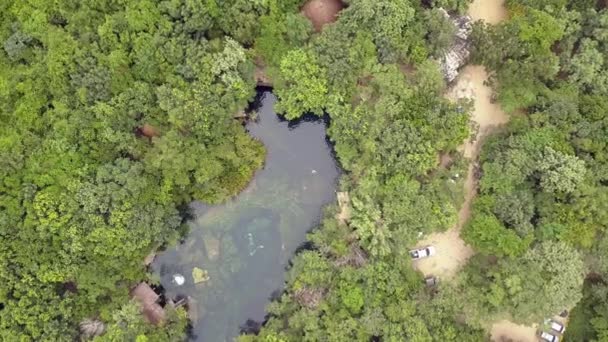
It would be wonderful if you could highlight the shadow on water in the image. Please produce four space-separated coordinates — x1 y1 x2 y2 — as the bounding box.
152 90 340 342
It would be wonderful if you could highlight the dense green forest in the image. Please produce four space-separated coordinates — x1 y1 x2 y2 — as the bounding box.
462 0 608 339
2 0 608 341
0 0 268 340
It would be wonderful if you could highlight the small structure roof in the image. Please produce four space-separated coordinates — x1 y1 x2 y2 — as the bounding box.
131 283 165 325
131 283 159 306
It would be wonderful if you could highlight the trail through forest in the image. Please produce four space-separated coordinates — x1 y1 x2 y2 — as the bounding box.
428 1 538 341
414 0 509 277
413 7 535 341
413 67 508 279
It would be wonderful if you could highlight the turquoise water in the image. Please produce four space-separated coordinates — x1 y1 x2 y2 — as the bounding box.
153 91 339 341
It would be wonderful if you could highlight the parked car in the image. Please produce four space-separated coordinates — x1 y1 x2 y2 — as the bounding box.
424 276 438 287
545 319 565 334
540 331 559 342
409 246 436 260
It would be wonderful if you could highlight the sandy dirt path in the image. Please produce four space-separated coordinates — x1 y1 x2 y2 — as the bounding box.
414 0 511 290
413 65 509 279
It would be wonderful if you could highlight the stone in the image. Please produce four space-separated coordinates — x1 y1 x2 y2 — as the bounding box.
438 9 473 83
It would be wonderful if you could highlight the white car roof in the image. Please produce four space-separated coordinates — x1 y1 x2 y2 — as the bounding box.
541 332 558 342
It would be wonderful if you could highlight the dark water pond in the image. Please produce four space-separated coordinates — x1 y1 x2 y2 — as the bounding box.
152 91 340 341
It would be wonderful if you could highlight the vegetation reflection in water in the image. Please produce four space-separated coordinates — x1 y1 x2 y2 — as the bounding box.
153 91 340 341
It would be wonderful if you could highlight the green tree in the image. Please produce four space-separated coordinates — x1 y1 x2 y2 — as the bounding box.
274 49 328 119
463 213 531 257
536 146 586 194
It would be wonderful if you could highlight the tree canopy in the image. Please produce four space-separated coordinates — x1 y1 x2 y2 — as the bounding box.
3 0 608 340
461 0 608 330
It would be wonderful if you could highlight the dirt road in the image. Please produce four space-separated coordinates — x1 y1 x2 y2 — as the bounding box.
414 64 509 279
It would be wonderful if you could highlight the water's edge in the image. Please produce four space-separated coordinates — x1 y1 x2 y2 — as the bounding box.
152 91 340 341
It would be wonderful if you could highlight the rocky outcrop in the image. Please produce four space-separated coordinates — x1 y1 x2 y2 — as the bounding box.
439 9 473 83
79 319 105 339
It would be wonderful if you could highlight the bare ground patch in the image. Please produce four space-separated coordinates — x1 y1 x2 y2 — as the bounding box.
490 321 537 342
301 0 345 32
468 0 508 24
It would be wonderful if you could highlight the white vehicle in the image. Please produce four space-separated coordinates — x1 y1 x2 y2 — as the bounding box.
545 319 565 334
540 331 559 342
409 246 436 260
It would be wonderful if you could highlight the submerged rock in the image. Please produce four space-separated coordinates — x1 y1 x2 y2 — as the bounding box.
439 9 473 83
192 267 210 284
204 237 221 261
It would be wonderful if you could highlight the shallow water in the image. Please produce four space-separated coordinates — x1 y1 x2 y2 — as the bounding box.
152 91 340 341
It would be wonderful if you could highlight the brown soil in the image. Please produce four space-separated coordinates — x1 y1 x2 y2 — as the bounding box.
438 153 454 169
301 0 345 32
255 66 272 87
490 321 537 342
140 124 160 138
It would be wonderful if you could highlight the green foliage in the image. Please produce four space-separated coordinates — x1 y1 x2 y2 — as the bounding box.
461 241 585 325
423 8 457 57
94 302 188 342
340 0 418 63
537 146 586 193
0 0 265 339
274 49 328 119
565 281 608 342
432 0 473 14
463 0 608 332
255 4 312 68
463 213 531 257
6 0 608 340
471 5 566 112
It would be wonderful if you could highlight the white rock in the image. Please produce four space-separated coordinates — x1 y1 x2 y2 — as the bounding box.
438 8 473 83
173 274 185 286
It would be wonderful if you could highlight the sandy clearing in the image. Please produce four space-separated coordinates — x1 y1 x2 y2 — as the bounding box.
491 313 571 342
413 224 474 279
469 0 508 24
490 320 538 342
